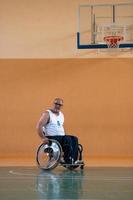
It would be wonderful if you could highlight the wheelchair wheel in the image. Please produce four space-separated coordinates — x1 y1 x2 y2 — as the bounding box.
36 139 62 170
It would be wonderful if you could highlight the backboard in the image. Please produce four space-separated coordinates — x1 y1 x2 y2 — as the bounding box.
77 3 133 49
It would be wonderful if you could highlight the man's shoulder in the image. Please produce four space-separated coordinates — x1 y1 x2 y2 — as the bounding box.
41 110 50 117
59 111 64 117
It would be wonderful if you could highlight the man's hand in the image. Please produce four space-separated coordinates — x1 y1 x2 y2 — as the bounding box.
43 137 49 144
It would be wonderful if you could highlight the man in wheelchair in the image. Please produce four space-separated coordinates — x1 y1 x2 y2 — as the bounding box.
36 98 83 167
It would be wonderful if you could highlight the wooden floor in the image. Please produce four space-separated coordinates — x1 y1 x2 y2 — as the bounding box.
0 157 133 167
0 166 133 200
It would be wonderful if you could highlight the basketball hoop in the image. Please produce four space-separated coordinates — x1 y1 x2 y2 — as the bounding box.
104 35 124 48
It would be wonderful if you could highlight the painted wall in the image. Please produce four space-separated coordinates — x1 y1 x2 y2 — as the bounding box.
0 59 133 159
0 0 133 58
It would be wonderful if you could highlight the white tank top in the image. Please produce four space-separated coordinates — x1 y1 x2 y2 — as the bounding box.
44 109 65 136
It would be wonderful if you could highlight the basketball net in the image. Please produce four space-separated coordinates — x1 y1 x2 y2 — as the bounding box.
104 35 124 48
97 23 127 52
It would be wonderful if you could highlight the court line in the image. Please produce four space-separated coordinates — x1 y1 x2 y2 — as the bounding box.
7 170 133 181
9 170 37 176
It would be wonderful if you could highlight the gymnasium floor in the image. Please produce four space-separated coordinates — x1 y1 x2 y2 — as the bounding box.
0 166 133 200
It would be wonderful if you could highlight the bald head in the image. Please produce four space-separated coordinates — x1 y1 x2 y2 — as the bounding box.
53 98 63 105
52 98 64 113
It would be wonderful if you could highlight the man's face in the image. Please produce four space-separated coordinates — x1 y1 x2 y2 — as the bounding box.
53 100 63 113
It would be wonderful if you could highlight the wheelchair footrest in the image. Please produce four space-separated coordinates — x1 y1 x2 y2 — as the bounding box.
59 160 84 167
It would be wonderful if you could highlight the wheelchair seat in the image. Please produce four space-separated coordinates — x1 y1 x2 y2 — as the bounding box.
36 139 85 170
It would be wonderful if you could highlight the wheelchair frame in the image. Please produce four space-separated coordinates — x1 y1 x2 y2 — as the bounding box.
36 139 85 170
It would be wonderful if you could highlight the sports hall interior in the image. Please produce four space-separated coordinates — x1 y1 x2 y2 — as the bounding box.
0 0 133 167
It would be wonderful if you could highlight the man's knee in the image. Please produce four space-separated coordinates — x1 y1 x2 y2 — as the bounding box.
71 135 78 141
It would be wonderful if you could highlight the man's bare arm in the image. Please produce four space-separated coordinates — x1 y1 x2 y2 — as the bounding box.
36 111 50 140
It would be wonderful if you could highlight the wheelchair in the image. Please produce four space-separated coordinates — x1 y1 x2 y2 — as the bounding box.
36 139 85 170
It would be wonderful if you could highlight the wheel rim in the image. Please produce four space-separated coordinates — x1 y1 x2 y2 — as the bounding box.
36 140 62 170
